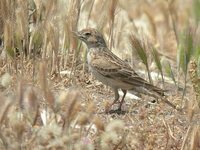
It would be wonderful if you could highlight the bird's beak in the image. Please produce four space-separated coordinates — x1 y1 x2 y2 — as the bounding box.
72 31 86 42
72 31 81 38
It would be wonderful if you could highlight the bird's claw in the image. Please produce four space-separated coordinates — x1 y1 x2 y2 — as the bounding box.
106 108 126 115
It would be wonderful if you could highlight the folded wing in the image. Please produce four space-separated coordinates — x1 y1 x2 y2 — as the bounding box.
91 50 164 96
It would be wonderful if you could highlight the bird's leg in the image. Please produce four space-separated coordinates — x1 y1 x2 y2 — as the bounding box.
118 90 127 111
110 89 119 106
106 89 120 113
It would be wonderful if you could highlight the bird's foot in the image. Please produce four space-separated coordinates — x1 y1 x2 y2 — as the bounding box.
105 100 119 112
106 108 126 115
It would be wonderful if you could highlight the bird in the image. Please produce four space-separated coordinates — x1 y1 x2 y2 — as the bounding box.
75 28 173 113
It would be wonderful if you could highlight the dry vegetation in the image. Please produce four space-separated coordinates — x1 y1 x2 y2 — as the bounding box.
0 0 200 149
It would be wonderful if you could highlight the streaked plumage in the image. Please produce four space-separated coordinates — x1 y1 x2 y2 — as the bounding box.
75 28 165 111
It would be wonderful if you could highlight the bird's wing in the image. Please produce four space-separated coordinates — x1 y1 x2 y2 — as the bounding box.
90 50 147 86
115 68 164 95
90 49 164 95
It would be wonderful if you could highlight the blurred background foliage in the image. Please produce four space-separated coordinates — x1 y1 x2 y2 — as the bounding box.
0 0 200 149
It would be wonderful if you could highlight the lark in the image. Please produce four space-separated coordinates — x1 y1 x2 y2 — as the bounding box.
75 28 174 112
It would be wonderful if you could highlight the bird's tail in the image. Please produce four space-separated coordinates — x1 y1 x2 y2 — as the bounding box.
130 83 165 98
147 84 165 96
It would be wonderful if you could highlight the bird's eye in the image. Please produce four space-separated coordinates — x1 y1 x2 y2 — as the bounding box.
84 32 91 36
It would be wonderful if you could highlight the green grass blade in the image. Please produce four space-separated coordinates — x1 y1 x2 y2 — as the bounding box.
165 61 177 86
129 34 152 83
152 47 164 83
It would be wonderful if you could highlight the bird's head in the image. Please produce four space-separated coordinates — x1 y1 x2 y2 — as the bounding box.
74 28 107 49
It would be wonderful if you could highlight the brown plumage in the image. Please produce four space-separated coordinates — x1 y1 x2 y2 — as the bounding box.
75 28 165 111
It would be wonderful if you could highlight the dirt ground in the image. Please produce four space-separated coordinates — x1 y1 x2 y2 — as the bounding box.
0 0 200 149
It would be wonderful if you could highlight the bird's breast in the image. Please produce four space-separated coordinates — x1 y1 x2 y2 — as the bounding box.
87 49 97 64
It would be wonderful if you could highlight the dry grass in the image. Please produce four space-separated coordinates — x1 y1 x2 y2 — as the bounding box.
0 0 200 149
